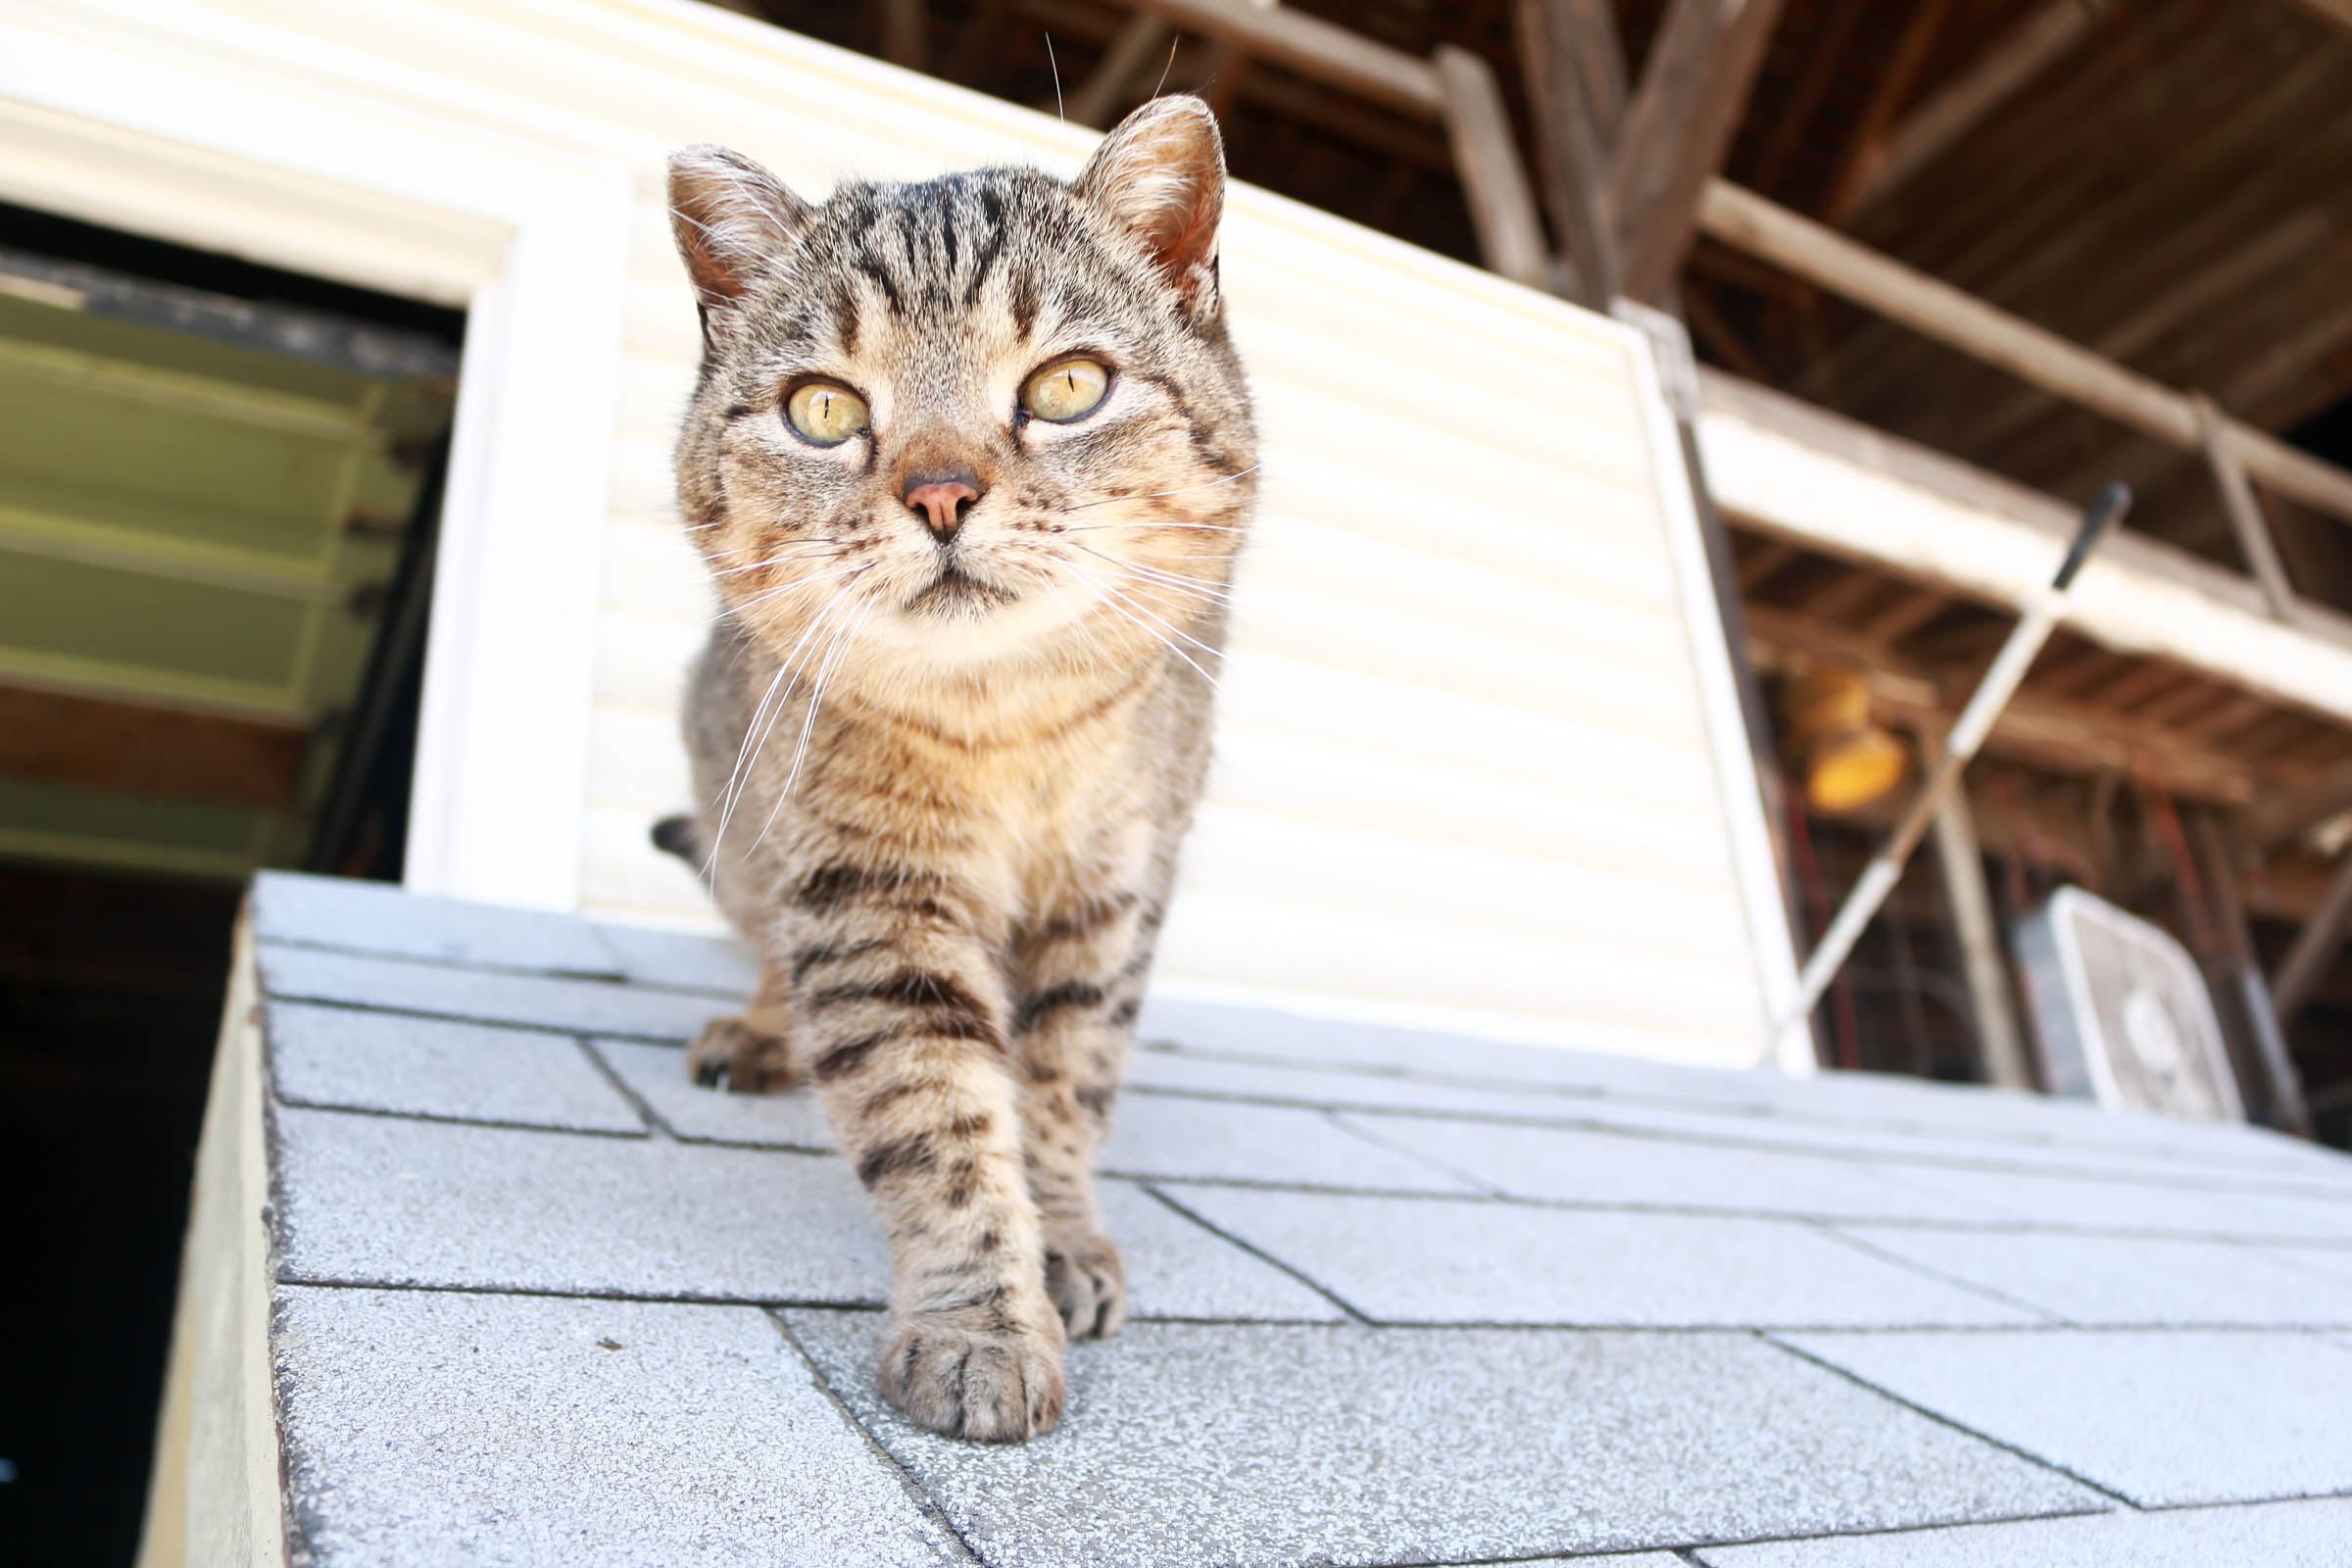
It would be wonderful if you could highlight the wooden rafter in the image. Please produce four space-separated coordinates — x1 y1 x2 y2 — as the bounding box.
1608 0 1788 303
880 0 927 71
1821 0 1955 224
0 685 307 809
1515 0 1625 306
2273 850 2352 1024
1126 0 1443 117
1694 178 2352 527
1841 0 2112 219
1434 45 1550 289
2287 0 2352 34
2247 757 2352 846
1749 0 1874 201
1068 14 1169 126
1741 604 2262 805
1861 587 1949 646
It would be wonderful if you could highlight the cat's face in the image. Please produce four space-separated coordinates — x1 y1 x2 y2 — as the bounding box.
670 99 1255 678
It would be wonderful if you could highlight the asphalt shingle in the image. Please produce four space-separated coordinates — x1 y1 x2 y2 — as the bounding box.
1693 1496 2352 1567
1157 1186 2043 1326
268 1002 644 1134
254 870 623 978
1095 1181 1348 1323
1828 1226 2352 1326
236 876 2352 1568
274 1286 965 1568
589 1037 836 1149
590 921 760 996
1776 1328 2352 1507
258 942 722 1041
1099 1094 1481 1194
1136 997 1774 1106
1820 1158 2352 1242
787 1312 2101 1568
271 1104 890 1302
1337 1112 2020 1224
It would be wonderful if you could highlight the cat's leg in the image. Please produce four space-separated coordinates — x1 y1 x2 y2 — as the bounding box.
1009 892 1158 1340
790 863 1065 1441
685 957 801 1092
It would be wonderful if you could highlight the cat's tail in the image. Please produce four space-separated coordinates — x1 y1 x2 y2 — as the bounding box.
650 812 706 880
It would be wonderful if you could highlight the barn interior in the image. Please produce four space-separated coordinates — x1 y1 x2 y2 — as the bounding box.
709 0 2352 1140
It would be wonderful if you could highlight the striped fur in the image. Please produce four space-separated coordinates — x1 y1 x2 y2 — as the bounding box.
662 98 1253 1441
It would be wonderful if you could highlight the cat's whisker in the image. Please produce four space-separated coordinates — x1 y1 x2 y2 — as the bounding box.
710 544 851 579
703 538 840 561
1071 545 1234 604
753 596 873 848
1061 561 1221 689
1057 464 1261 516
707 579 863 865
713 562 872 623
1060 520 1243 535
706 657 795 871
1045 33 1064 122
1071 552 1236 632
1035 572 1122 670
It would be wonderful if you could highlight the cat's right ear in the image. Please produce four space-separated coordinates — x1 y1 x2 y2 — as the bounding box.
667 145 811 325
1074 96 1226 318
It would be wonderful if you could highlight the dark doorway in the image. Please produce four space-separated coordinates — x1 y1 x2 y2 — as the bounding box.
0 205 461 1565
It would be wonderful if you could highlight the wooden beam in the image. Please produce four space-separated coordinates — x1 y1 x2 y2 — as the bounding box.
1742 605 2261 804
1434 45 1551 290
2191 390 2298 621
1682 282 1768 377
2272 848 2352 1024
1821 0 1953 224
1068 14 1169 126
1795 564 1884 621
1842 1 2110 218
1736 537 1800 592
1129 0 1445 118
2287 0 2352 35
1608 0 1788 303
0 685 307 809
1918 730 2034 1089
1862 587 1949 645
1693 179 2352 528
1515 0 1625 306
1749 0 1873 200
2085 660 2184 712
2247 757 2352 847
880 0 928 72
1199 40 1248 119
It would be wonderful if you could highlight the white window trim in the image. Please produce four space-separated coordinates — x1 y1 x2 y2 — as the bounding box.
0 7 636 910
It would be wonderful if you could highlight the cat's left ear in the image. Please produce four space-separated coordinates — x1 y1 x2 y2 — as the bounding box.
1073 96 1226 317
667 144 812 323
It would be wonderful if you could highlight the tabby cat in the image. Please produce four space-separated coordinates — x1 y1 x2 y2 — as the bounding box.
656 97 1254 1442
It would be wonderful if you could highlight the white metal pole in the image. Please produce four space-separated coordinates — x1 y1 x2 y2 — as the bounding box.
1766 482 2131 1062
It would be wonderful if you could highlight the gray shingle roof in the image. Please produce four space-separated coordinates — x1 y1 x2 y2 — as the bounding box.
245 872 2352 1566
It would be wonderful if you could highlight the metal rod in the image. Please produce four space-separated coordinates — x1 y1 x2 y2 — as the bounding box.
1767 482 2131 1061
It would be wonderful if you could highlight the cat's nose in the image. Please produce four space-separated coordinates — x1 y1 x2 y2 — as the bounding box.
903 471 983 543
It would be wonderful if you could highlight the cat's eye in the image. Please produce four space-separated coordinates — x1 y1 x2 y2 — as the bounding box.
1021 359 1109 423
785 381 869 446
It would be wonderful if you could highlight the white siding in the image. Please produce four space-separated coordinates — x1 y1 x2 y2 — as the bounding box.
19 0 1791 1065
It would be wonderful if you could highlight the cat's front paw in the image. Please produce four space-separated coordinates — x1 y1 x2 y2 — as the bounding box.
685 1013 801 1093
877 1318 1065 1442
1045 1233 1126 1340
